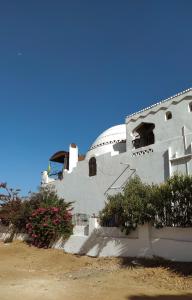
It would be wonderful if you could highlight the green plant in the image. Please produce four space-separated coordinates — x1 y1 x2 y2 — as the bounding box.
100 174 192 234
100 176 156 234
99 192 124 227
154 174 192 227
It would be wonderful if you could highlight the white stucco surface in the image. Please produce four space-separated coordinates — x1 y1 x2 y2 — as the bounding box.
42 88 192 216
86 124 126 159
68 144 78 173
1 222 192 261
54 222 192 261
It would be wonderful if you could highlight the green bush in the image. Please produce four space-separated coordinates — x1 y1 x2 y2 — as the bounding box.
153 174 192 227
100 174 192 234
100 176 156 234
99 193 125 228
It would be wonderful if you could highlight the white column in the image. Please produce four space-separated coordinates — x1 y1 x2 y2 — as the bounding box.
41 171 49 184
69 144 78 173
168 147 172 177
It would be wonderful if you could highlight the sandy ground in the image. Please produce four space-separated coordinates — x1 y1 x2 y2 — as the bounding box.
0 241 192 300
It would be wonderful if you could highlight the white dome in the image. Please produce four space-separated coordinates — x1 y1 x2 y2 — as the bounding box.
86 124 126 159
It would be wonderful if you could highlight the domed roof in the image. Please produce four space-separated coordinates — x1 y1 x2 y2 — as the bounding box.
86 124 126 159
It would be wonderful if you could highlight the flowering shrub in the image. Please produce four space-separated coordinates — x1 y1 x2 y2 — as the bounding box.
26 206 73 248
0 186 73 247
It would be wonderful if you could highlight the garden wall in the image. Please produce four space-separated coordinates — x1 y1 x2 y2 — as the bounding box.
1 219 192 262
150 226 192 262
54 218 192 262
0 225 28 241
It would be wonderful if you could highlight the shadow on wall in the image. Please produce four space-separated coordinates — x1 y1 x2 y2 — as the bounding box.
79 230 116 257
120 257 192 277
163 144 192 181
163 150 169 181
186 144 192 155
78 228 134 257
127 295 192 300
113 142 126 153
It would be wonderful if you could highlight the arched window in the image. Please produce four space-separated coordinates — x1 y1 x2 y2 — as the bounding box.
89 157 97 177
189 102 192 112
165 111 172 121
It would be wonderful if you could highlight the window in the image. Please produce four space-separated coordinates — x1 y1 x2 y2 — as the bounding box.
132 122 155 149
165 111 172 121
189 102 192 112
89 157 97 176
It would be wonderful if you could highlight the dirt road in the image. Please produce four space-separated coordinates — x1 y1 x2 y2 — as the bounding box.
0 241 192 300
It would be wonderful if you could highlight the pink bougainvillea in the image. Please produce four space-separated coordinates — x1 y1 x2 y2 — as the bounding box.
26 206 73 248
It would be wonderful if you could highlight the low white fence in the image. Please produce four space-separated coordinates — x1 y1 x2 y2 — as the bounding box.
1 218 192 262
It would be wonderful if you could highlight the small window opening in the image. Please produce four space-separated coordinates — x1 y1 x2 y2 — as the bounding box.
165 111 172 121
189 102 192 112
132 122 155 149
89 157 97 176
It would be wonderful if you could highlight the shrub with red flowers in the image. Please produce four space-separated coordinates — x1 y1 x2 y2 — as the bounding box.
23 186 73 248
0 185 73 247
26 205 73 248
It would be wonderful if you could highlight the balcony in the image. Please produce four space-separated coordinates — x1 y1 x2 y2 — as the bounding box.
132 132 155 149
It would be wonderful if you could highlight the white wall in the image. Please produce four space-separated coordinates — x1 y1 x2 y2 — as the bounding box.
45 97 192 216
126 94 192 184
0 225 28 241
54 220 192 262
1 221 192 262
151 226 192 261
69 144 78 173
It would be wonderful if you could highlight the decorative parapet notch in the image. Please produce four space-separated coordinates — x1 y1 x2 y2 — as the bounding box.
126 88 192 123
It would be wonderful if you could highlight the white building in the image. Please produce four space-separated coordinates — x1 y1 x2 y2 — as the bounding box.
41 88 192 218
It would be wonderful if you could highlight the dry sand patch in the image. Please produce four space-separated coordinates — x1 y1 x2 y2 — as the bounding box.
0 241 192 300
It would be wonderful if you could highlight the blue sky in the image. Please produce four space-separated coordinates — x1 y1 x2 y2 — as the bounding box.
0 0 192 195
